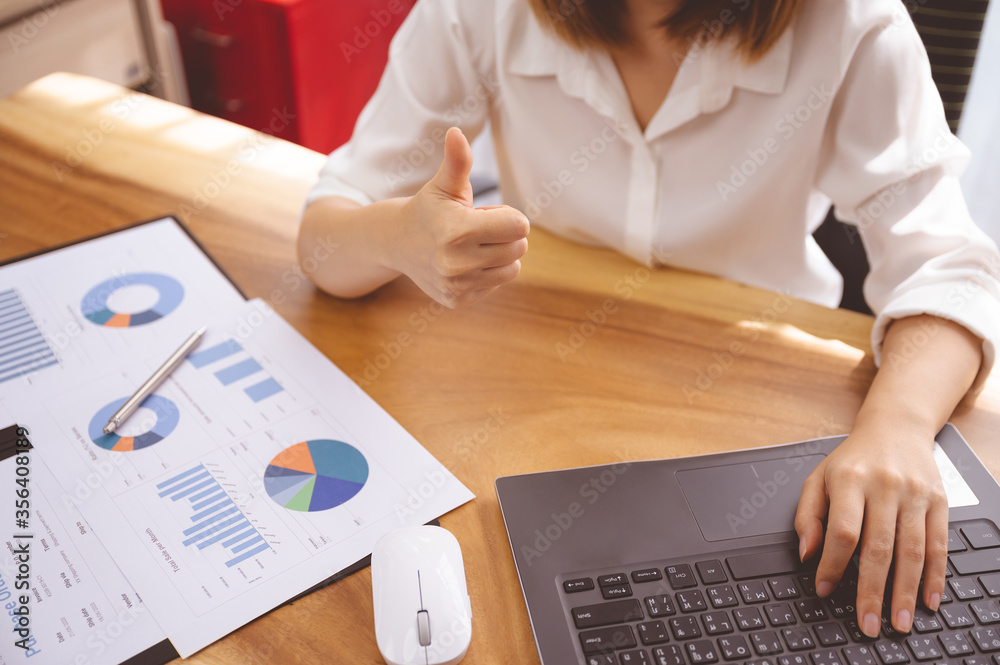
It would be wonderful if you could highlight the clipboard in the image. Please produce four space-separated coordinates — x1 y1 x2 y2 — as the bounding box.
0 215 444 664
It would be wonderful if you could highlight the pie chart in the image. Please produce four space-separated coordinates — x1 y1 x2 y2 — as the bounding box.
81 273 184 327
88 394 180 451
263 440 369 512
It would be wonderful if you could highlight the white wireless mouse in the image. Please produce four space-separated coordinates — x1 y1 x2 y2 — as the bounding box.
371 526 473 665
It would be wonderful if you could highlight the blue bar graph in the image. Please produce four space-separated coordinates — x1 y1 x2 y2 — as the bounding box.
186 337 286 404
214 358 263 385
0 289 58 385
157 464 271 568
244 378 283 403
187 339 243 368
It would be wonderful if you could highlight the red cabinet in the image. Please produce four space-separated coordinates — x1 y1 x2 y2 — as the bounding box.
162 0 416 153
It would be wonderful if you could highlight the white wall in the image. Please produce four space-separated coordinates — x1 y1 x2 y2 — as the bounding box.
959 0 1000 244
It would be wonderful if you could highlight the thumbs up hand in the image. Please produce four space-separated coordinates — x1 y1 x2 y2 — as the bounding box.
390 127 530 308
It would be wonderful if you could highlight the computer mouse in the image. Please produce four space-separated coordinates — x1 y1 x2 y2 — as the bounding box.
371 525 473 665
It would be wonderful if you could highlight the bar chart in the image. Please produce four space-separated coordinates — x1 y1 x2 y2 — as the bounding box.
157 464 270 568
0 288 58 385
188 339 284 404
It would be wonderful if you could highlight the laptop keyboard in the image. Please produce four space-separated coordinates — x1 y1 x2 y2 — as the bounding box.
558 519 1000 665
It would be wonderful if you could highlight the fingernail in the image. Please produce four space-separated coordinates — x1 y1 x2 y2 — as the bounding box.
816 581 835 597
896 609 912 633
863 612 880 638
799 536 807 562
929 592 941 611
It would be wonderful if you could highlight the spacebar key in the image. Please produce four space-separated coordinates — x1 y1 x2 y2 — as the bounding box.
727 550 804 580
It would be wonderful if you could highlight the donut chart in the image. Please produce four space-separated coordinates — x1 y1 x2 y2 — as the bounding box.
264 440 369 512
81 273 184 327
88 394 180 451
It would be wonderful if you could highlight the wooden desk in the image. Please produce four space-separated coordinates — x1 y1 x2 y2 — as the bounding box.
1 73 998 664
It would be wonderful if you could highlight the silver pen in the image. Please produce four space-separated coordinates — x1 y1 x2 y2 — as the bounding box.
103 326 208 435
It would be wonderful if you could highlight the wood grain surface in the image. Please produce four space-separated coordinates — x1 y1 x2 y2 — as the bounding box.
1 73 998 665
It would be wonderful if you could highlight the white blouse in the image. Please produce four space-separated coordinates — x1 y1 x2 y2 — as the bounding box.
306 0 1000 385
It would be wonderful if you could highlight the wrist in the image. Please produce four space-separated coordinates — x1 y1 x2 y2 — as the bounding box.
851 404 942 445
367 196 413 274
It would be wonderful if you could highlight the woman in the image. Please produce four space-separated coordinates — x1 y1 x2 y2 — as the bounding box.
298 0 1000 639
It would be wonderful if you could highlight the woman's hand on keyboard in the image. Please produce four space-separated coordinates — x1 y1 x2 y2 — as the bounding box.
794 426 948 638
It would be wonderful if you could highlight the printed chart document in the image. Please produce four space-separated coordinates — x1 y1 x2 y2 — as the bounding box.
0 218 474 660
0 452 166 665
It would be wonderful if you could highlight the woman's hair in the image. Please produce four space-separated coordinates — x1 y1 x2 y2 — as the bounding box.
526 0 805 61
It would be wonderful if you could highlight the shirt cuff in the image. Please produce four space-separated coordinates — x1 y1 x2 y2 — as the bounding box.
871 282 1000 393
304 146 377 209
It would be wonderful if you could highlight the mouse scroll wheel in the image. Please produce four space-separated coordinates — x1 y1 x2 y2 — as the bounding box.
417 609 431 647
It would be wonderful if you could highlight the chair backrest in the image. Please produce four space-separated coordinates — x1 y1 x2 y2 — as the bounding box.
813 0 991 315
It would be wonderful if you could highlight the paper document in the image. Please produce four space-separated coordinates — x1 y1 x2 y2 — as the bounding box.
0 219 473 660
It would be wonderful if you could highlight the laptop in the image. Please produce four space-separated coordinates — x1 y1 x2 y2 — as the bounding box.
496 424 1000 665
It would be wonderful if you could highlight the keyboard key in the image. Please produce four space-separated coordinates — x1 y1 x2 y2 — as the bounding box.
620 649 652 664
842 645 877 665
940 587 954 604
685 639 719 663
718 634 752 660
669 616 702 640
652 644 685 665
904 636 941 662
811 649 843 665
972 600 1000 624
778 655 809 665
825 590 857 620
950 577 984 600
728 550 803 580
971 627 1000 652
962 523 1000 549
766 603 797 627
696 560 728 585
677 590 708 613
949 530 968 553
740 581 771 604
982 573 1000 597
586 655 616 665
813 622 847 647
911 609 942 633
873 640 909 664
633 568 664 584
573 599 645 628
964 658 993 665
940 631 975 656
940 604 975 629
734 607 766 631
580 625 637 654
952 549 1000 575
565 578 596 593
770 577 800 599
798 575 817 597
844 620 874 643
747 659 779 665
600 573 629 586
707 585 739 609
603 584 634 600
781 627 816 651
645 595 677 617
666 565 697 589
795 598 829 622
638 621 669 646
751 630 784 655
701 612 734 636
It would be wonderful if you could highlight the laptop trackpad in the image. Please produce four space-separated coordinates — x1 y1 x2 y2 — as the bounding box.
676 455 826 542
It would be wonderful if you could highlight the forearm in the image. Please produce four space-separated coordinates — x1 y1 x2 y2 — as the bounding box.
297 196 406 298
855 314 983 438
